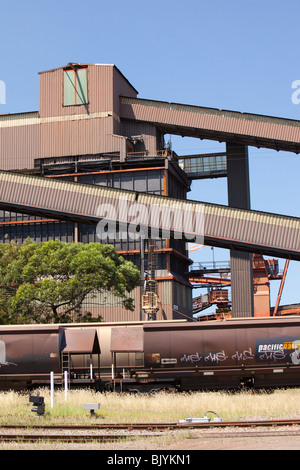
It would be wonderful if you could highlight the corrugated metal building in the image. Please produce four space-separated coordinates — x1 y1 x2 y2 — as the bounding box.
0 63 192 322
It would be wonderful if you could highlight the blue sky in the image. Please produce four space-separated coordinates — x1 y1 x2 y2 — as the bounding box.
1 0 300 310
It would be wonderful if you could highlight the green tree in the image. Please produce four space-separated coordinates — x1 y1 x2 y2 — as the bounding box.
0 239 140 324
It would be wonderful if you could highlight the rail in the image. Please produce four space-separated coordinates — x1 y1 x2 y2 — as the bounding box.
2 418 300 430
190 261 231 272
2 420 299 449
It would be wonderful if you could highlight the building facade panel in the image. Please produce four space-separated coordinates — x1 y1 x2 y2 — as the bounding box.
39 115 116 159
0 121 39 170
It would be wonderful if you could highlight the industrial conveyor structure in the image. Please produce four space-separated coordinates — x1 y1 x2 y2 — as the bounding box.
2 63 300 319
120 97 300 153
0 170 299 261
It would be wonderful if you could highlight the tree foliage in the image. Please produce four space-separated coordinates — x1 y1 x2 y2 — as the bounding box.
0 239 140 324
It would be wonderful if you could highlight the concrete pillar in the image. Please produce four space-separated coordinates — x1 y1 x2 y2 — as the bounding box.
226 143 254 317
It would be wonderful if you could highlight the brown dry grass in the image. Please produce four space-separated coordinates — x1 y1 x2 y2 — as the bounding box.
0 388 300 425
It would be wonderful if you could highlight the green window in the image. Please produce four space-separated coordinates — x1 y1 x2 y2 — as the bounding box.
63 67 88 106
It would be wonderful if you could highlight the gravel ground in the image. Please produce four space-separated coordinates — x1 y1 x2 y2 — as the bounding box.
1 426 300 450
158 427 300 450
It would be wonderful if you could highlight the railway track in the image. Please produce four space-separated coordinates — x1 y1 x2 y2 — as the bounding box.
0 418 300 444
1 417 300 430
0 432 162 444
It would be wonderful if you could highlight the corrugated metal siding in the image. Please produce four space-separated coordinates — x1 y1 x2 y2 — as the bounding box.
3 65 300 169
40 115 115 158
172 281 193 320
0 111 39 124
120 97 300 152
230 251 254 318
0 112 40 170
39 65 136 118
0 65 142 167
38 65 123 159
89 65 114 115
0 115 129 167
0 171 299 260
226 142 252 317
113 67 137 117
39 67 90 118
80 280 185 322
121 119 161 156
0 124 39 170
0 219 75 244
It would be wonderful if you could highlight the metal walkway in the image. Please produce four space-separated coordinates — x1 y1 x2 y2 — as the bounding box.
0 171 299 260
179 152 227 179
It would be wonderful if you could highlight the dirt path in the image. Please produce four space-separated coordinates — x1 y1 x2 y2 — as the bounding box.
157 432 300 450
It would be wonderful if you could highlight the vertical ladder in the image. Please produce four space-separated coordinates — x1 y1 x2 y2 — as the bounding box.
147 240 158 295
61 352 71 384
144 240 159 320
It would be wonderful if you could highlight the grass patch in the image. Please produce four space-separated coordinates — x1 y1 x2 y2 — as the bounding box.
0 388 299 425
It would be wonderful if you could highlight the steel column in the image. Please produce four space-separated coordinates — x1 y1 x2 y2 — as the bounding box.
226 143 254 317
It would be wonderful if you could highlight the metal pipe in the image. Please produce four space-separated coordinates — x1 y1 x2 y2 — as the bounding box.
50 371 54 408
273 260 290 315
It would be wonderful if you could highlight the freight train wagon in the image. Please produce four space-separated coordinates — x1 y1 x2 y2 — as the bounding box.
1 317 300 391
0 321 146 390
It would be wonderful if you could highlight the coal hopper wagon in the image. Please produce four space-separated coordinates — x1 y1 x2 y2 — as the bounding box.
1 317 300 391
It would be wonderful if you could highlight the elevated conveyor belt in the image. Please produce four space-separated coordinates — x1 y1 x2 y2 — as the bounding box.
120 97 300 153
0 171 299 260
